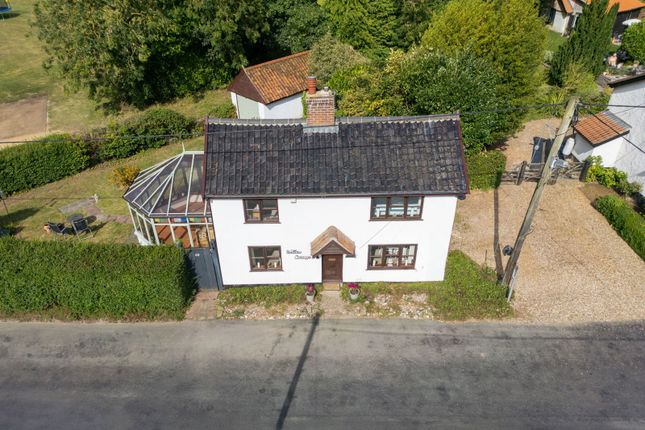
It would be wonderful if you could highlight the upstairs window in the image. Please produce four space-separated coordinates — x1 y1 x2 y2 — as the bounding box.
368 245 417 269
244 199 279 223
248 246 282 271
370 196 423 220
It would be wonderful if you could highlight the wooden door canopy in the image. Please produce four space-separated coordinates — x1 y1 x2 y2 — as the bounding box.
311 226 355 257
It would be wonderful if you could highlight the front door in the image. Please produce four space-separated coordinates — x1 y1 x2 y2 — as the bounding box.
322 254 343 282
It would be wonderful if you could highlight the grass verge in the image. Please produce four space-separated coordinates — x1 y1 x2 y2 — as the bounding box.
218 284 323 307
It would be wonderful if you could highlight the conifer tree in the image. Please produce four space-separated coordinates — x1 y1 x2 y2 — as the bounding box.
549 0 618 86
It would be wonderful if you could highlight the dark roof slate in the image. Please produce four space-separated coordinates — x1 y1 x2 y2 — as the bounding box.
204 116 469 198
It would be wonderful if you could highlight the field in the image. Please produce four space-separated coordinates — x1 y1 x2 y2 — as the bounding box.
0 0 228 138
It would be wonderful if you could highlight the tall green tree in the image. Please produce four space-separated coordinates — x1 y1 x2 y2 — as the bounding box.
321 0 399 57
549 0 618 85
33 0 267 109
309 34 370 84
622 22 645 63
397 0 450 48
264 0 329 54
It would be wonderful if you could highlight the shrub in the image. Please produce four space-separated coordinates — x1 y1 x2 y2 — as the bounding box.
209 101 237 119
219 284 315 307
593 195 645 260
98 108 194 160
0 134 90 196
0 238 194 320
109 165 141 189
586 156 642 195
466 151 506 190
622 22 645 62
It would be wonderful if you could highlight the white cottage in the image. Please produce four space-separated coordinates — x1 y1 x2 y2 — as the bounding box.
227 51 310 120
203 85 470 288
572 72 645 193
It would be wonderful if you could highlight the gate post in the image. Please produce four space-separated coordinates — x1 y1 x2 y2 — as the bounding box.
516 161 527 185
579 159 591 182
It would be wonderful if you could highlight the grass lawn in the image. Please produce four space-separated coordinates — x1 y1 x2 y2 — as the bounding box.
0 137 203 244
341 251 513 320
0 0 229 134
545 29 566 53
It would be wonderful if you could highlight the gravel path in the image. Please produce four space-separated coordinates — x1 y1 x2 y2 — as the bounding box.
451 119 645 323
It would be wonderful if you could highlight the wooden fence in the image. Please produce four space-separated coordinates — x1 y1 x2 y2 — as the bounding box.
502 159 590 185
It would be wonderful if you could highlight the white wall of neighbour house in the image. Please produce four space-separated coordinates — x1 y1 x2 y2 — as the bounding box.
209 196 458 286
258 94 304 119
572 135 624 166
609 82 645 194
230 93 260 119
551 11 569 34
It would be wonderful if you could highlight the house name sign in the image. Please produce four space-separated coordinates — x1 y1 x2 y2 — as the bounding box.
286 249 313 260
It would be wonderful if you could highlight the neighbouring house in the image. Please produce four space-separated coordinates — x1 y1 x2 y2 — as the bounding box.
125 79 470 289
227 51 310 120
572 72 645 193
204 80 469 288
547 0 644 36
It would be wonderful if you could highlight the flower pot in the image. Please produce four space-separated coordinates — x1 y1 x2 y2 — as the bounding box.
306 293 315 304
349 289 360 301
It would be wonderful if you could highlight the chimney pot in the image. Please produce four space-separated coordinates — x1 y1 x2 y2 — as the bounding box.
306 76 317 95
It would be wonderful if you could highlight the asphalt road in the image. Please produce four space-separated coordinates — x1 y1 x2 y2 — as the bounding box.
1 320 644 429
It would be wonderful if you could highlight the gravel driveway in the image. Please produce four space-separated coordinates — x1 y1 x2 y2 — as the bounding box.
451 119 645 323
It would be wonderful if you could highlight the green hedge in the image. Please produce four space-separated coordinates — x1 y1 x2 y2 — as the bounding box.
98 108 195 160
0 134 90 195
466 150 506 190
0 238 194 320
593 195 645 260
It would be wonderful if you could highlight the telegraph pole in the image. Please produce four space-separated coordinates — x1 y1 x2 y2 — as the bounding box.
501 97 579 286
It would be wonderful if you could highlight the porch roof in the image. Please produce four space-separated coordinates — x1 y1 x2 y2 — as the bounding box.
311 226 356 257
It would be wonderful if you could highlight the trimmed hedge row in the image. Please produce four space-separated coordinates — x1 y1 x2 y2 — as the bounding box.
0 238 194 320
466 150 506 190
0 134 90 195
593 195 645 260
0 108 194 196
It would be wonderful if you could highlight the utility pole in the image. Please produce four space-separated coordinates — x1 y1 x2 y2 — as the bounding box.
501 97 579 286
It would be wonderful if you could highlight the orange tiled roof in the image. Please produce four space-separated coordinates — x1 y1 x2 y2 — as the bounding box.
574 111 631 146
562 0 574 14
227 51 310 105
587 0 645 12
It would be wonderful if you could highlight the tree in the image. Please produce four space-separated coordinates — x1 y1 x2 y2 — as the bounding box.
397 0 450 48
265 0 329 54
421 0 545 112
622 22 645 63
33 0 267 109
309 34 370 84
549 0 618 86
321 0 399 57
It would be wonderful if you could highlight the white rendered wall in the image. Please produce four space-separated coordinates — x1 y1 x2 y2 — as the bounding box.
258 93 304 119
609 82 645 194
572 135 623 167
551 11 569 34
210 196 458 286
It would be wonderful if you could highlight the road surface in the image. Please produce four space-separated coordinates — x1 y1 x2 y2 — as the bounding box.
1 319 644 429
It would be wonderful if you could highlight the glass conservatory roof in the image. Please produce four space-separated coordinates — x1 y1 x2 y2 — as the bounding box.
123 151 207 217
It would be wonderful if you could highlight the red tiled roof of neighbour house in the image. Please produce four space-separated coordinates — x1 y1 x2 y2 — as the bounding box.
574 111 631 146
587 0 645 12
562 0 574 14
227 51 311 105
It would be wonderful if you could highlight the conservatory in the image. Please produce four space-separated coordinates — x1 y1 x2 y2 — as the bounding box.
123 151 214 248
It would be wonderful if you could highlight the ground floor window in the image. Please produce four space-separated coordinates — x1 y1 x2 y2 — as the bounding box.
248 246 282 271
368 244 417 269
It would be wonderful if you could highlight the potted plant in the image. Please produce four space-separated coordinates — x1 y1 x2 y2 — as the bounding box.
305 283 316 303
348 282 360 301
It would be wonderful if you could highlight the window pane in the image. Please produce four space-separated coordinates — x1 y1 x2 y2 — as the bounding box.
250 247 266 270
265 247 282 270
406 197 422 218
389 197 405 217
401 245 416 266
262 199 279 221
369 246 384 267
245 200 261 221
371 198 388 218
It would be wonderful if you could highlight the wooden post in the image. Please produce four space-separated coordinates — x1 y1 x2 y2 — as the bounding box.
516 161 527 185
501 97 579 287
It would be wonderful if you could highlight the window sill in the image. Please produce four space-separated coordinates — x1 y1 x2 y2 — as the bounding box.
250 268 284 272
366 266 416 271
244 220 281 224
369 218 423 222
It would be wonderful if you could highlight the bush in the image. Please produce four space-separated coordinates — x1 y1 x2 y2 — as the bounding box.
219 284 313 307
466 151 506 190
586 156 642 195
622 22 645 62
98 108 194 160
0 135 90 196
109 165 141 189
0 238 194 320
593 195 645 260
208 102 237 119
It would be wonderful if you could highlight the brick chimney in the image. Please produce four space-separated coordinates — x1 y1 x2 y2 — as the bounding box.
306 77 335 127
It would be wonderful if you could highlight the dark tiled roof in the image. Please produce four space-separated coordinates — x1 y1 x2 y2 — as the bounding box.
574 111 631 146
607 71 645 88
227 51 310 105
204 116 469 198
